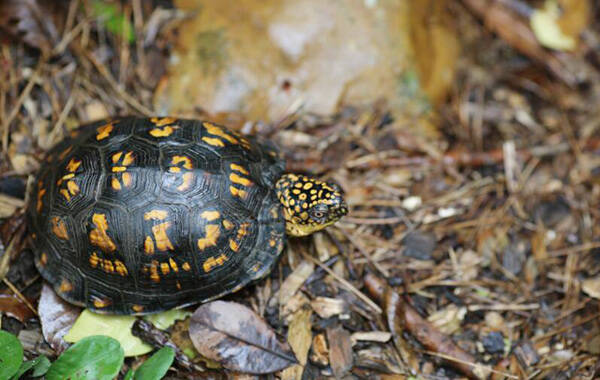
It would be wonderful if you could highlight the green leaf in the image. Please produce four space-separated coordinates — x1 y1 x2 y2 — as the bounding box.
11 355 51 379
0 330 23 379
124 369 134 380
65 309 152 357
133 347 175 380
144 309 191 330
91 0 135 43
46 335 124 380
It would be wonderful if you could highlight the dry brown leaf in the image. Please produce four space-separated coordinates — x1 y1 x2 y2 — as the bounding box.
310 333 329 367
38 283 80 353
0 294 35 323
310 296 347 319
582 277 600 299
278 260 314 306
189 301 297 374
280 307 312 380
326 325 353 379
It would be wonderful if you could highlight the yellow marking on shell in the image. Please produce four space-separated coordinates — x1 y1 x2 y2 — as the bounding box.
66 158 82 172
251 263 261 273
172 156 193 169
152 222 174 251
112 166 126 173
230 186 248 199
149 260 160 282
89 252 99 268
89 213 116 252
132 305 144 313
177 172 193 191
40 252 48 266
144 210 168 220
201 211 220 221
176 281 182 290
102 260 114 273
269 239 276 247
92 297 112 309
59 279 73 293
182 262 191 271
202 137 225 147
114 260 128 276
310 189 317 194
169 258 179 272
237 223 249 239
122 151 134 166
112 152 123 163
59 189 71 202
160 262 170 275
144 236 154 254
57 173 74 185
51 217 69 240
230 173 252 186
230 163 249 174
111 177 121 190
229 239 239 252
96 123 113 140
122 172 132 187
197 224 220 250
223 220 234 230
203 253 228 273
169 166 181 173
151 117 177 126
150 126 178 137
203 122 238 144
67 180 80 195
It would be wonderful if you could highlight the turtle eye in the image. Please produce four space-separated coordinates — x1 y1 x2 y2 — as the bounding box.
309 204 329 221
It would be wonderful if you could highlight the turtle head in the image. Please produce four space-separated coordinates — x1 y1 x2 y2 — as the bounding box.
275 174 347 237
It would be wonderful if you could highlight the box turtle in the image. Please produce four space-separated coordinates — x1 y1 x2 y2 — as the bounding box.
27 117 347 315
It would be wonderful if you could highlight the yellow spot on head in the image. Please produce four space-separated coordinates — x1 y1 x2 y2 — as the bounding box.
269 239 276 247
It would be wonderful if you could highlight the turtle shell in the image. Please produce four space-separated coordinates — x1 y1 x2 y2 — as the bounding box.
27 117 286 314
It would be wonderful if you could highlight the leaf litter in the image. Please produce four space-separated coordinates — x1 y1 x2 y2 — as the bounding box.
0 0 599 378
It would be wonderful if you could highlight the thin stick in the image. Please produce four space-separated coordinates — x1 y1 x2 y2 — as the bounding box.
3 278 38 316
303 253 382 314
